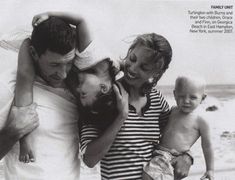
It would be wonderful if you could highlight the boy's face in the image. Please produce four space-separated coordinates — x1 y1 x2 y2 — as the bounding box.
36 49 75 88
174 80 205 113
76 61 112 108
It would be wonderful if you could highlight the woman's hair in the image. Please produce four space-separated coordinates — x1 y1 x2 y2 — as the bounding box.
125 33 173 95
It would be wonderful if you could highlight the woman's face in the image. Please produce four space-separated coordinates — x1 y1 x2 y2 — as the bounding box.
123 44 161 88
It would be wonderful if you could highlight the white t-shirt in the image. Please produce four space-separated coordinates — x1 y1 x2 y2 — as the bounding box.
0 69 80 180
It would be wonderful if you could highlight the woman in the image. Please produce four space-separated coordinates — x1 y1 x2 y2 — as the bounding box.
80 33 192 180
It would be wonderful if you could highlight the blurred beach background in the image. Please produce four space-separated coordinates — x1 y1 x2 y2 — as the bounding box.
0 0 235 179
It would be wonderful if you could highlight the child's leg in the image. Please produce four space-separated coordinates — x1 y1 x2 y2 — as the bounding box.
19 134 35 162
15 38 36 163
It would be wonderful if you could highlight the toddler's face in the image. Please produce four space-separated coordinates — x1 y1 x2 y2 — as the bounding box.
174 81 205 113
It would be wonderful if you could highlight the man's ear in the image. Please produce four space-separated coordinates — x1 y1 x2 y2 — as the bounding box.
29 46 39 62
100 84 109 94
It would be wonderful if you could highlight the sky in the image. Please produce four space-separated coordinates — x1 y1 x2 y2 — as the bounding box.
0 0 234 85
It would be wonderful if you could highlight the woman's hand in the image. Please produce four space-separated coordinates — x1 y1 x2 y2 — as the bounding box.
32 12 50 27
113 82 129 120
171 153 192 180
200 170 214 180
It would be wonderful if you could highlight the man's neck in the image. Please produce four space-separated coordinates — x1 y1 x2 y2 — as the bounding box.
35 75 67 89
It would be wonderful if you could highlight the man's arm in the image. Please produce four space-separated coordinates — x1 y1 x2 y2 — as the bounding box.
82 83 128 168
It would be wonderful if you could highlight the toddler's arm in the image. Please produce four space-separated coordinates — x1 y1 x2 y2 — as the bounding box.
199 117 214 180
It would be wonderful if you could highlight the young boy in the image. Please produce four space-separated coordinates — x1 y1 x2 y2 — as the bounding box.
143 75 214 180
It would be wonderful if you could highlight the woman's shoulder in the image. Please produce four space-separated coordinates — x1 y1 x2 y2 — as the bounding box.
149 87 162 97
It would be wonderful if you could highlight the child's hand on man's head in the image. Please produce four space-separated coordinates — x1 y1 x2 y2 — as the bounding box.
32 12 50 27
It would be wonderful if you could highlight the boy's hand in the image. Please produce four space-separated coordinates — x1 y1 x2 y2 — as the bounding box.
32 12 50 27
200 170 214 180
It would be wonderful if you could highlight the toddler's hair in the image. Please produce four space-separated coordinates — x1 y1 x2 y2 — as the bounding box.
175 73 206 92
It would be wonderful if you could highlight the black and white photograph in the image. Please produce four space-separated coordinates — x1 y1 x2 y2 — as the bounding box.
0 0 234 179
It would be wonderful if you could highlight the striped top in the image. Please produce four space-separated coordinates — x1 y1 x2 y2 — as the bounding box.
80 89 170 180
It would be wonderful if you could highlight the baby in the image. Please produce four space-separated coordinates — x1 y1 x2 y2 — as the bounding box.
143 75 214 180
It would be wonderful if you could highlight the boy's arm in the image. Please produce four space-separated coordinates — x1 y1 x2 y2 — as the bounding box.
199 117 214 173
14 38 35 106
33 12 92 52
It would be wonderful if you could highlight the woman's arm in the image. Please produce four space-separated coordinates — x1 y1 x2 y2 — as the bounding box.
14 38 35 107
82 83 128 168
33 12 92 52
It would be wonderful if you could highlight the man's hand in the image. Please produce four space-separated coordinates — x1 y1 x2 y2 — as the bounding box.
5 103 39 139
0 103 39 160
172 154 192 180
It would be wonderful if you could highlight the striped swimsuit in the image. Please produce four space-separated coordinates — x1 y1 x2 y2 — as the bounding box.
80 89 170 180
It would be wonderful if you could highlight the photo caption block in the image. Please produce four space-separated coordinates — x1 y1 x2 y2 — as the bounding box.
188 5 233 34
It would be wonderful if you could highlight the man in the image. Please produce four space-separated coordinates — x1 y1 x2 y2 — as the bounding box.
0 16 86 180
